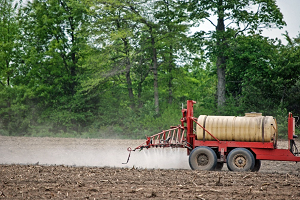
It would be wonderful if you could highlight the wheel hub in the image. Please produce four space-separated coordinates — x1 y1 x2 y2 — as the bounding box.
234 155 246 168
197 154 209 166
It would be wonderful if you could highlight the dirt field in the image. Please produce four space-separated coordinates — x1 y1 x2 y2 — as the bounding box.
1 136 300 199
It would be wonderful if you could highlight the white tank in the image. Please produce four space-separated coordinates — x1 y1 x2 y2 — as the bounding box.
196 113 277 143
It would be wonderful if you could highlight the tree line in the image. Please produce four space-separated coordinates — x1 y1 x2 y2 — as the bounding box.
1 0 299 138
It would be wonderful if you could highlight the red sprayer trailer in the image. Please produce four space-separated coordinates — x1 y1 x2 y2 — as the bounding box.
124 100 300 172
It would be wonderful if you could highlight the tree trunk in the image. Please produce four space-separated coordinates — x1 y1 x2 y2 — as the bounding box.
216 56 226 107
166 2 173 105
69 15 76 96
168 46 174 105
137 80 142 108
151 32 159 115
126 65 135 109
5 60 11 134
216 0 226 108
123 38 135 109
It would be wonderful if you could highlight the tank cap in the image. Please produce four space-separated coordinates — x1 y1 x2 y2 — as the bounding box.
245 112 262 117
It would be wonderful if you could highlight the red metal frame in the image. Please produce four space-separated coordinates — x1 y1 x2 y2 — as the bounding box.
125 100 300 164
183 100 300 162
251 148 299 161
130 126 187 151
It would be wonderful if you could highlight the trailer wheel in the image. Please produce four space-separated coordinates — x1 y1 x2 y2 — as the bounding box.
227 148 255 172
214 162 224 171
189 146 217 170
251 159 261 172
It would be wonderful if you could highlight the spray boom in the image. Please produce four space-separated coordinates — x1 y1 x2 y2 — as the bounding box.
122 125 190 164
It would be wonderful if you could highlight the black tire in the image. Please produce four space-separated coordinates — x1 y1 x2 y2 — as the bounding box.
251 159 261 172
189 146 217 170
226 148 255 172
214 162 224 171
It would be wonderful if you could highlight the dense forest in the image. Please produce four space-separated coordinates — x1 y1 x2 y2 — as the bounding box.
1 0 300 138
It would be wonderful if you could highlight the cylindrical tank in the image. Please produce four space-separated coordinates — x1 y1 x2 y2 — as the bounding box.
196 113 277 143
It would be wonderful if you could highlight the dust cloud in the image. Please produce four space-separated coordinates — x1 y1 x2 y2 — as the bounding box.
0 136 190 169
2 136 300 173
130 148 189 169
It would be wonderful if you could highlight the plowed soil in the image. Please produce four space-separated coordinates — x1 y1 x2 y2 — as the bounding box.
1 136 300 199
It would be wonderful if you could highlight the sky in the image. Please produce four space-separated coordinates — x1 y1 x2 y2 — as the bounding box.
262 0 300 41
191 0 300 43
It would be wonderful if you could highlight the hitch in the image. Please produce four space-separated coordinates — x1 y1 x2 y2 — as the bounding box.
122 147 134 164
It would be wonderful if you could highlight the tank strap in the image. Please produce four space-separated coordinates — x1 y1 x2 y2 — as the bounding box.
203 115 208 141
262 116 266 143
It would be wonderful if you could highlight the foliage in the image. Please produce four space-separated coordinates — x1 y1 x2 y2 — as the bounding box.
0 0 299 139
186 0 286 108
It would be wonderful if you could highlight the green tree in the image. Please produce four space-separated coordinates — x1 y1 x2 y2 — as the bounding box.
152 0 190 105
0 0 27 135
130 3 161 114
187 0 285 109
18 0 91 132
225 34 278 113
224 33 300 136
86 0 142 110
129 0 195 114
222 32 300 119
276 33 300 114
0 0 20 87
